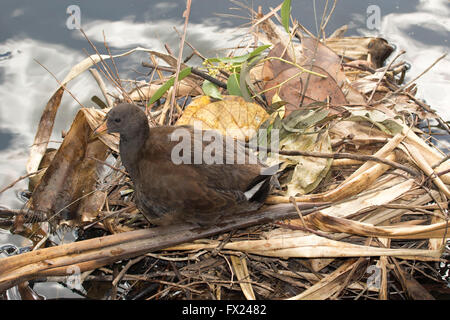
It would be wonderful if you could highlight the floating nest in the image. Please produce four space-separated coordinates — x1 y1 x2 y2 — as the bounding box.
0 3 449 300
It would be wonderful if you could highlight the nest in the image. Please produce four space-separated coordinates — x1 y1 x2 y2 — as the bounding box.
0 2 449 300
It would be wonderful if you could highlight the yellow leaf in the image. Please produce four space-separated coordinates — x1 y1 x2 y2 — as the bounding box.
176 95 269 141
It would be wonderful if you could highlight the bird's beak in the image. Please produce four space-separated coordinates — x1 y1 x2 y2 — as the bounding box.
90 119 108 139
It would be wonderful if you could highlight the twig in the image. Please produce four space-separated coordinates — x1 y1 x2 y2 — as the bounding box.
89 68 114 108
141 62 227 89
289 196 306 227
367 50 405 104
0 169 45 195
79 29 133 103
405 92 450 134
249 144 418 177
103 30 122 87
0 202 328 292
173 27 207 61
432 154 450 169
112 256 145 287
437 168 450 177
394 53 447 95
380 53 448 105
33 60 86 109
169 0 192 122
87 156 129 176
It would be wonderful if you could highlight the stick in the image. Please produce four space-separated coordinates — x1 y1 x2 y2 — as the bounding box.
367 50 405 104
0 202 327 292
248 144 418 177
392 53 447 95
34 60 86 109
169 0 192 122
141 62 227 89
89 68 113 108
0 169 44 195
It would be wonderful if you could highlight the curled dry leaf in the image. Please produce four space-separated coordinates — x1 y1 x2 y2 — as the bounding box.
230 255 256 300
29 109 109 224
27 87 64 175
28 148 57 193
329 120 391 145
176 95 269 141
308 210 450 239
288 259 364 300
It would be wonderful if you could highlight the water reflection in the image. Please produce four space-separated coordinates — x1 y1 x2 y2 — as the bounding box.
0 0 448 298
375 0 450 120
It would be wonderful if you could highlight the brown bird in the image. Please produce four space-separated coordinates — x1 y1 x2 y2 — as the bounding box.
95 103 275 226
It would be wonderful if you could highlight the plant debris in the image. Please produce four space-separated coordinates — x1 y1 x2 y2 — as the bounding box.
0 1 449 300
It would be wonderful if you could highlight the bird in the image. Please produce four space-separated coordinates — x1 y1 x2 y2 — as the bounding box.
94 103 276 226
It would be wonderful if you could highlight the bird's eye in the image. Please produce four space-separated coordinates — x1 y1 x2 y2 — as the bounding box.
114 118 121 123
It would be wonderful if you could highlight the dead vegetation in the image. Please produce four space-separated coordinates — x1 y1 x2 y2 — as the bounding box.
0 1 449 300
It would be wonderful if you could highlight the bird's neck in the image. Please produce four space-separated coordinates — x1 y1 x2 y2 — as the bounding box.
119 128 149 179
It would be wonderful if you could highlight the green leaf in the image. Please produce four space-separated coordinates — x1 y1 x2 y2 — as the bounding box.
202 80 223 100
148 67 192 104
281 0 292 33
227 73 242 96
380 119 403 135
206 45 271 64
239 61 253 102
283 108 329 130
280 129 332 196
346 109 403 135
248 44 272 59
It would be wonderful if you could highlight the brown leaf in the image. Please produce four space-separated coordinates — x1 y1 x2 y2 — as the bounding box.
264 65 347 112
301 37 346 87
262 43 301 82
30 109 109 223
26 87 64 174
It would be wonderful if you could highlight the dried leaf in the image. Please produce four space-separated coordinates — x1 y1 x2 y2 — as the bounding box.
300 37 346 87
325 37 394 68
230 255 256 300
176 95 269 141
129 80 201 101
264 66 347 112
288 259 361 300
30 109 109 223
27 87 64 175
278 129 332 196
222 234 440 260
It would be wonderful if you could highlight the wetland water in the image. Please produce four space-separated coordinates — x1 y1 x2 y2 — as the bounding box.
0 0 449 298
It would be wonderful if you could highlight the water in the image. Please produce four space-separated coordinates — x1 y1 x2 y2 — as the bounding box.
0 0 449 298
